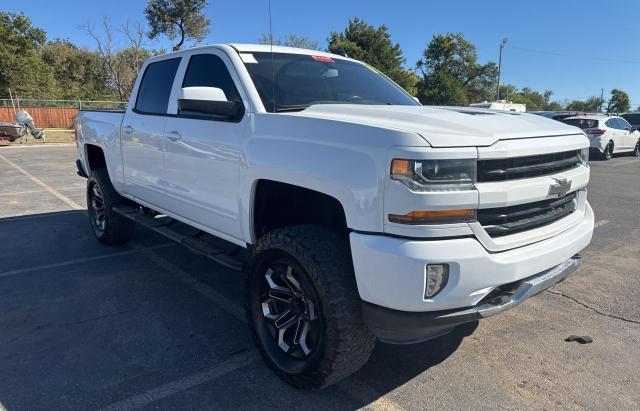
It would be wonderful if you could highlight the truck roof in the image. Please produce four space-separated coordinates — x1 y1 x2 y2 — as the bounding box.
147 43 353 63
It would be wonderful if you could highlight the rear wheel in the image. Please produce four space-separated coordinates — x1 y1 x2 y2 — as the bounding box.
601 142 613 160
246 225 376 389
87 168 135 245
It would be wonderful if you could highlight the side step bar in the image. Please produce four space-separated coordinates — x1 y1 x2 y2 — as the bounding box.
113 205 245 271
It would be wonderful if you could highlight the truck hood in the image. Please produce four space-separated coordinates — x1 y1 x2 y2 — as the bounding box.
292 105 581 147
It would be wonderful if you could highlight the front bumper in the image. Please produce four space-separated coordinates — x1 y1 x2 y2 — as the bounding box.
362 255 580 344
350 202 594 342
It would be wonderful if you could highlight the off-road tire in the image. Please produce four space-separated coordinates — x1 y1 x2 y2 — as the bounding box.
86 168 135 245
246 225 376 389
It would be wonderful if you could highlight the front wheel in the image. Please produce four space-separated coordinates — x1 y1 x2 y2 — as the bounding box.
632 140 640 157
246 225 376 389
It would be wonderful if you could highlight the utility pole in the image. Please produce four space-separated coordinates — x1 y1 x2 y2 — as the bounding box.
496 38 508 101
599 88 604 113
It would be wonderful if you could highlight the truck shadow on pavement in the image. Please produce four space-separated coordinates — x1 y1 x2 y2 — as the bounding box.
0 210 476 410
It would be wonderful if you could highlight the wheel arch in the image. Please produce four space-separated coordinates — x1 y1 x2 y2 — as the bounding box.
250 179 349 242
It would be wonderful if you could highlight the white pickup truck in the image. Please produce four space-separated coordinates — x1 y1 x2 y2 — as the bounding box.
75 44 594 389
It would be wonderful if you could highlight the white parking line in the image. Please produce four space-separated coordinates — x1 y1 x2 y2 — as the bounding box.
0 243 174 278
99 349 259 411
0 153 83 209
132 244 248 324
594 219 610 229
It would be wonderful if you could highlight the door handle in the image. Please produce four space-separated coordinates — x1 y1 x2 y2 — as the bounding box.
167 131 182 142
122 125 133 135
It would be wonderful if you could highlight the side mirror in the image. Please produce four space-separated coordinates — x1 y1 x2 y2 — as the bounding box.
178 87 243 121
631 126 638 133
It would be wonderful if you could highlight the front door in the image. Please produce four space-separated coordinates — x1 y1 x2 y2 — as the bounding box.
121 57 181 207
162 51 248 242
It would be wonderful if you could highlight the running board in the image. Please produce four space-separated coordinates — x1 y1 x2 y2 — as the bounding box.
113 205 245 271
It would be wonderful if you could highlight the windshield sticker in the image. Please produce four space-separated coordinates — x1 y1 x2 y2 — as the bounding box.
239 53 258 64
311 55 335 63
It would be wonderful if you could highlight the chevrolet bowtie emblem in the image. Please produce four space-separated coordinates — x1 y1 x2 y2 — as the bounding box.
548 178 572 198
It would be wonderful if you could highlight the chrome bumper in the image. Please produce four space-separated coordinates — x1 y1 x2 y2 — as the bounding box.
362 255 581 344
475 255 580 318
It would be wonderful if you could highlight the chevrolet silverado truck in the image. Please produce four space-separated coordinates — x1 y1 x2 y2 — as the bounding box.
75 44 594 389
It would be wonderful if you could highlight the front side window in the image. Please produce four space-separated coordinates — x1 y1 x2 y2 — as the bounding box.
617 118 631 130
135 58 181 114
241 52 419 112
182 54 243 104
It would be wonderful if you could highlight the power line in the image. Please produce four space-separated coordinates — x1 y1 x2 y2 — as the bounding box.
509 46 640 64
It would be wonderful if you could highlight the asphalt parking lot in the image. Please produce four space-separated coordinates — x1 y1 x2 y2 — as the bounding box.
0 144 639 410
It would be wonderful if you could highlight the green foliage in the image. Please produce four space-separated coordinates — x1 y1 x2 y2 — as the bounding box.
0 12 59 98
499 85 562 111
259 34 321 51
606 88 630 113
41 39 114 100
328 18 418 95
145 0 210 51
566 96 604 112
416 33 497 105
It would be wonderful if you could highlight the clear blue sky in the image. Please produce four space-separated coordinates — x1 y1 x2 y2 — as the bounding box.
3 0 640 108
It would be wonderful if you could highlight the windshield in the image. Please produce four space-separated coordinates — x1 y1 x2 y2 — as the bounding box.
562 118 599 129
240 52 419 112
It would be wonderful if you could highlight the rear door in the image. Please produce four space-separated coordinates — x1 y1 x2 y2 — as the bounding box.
121 57 181 206
604 118 626 151
161 50 248 242
617 117 635 149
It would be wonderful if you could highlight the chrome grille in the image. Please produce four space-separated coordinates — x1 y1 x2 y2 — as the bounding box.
478 192 577 237
477 150 581 182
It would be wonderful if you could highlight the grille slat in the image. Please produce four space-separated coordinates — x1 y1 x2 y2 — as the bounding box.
478 150 581 182
478 192 577 237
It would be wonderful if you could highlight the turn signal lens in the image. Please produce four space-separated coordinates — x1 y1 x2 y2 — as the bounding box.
389 209 476 225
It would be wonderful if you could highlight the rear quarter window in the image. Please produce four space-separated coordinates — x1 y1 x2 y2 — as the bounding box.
135 58 181 115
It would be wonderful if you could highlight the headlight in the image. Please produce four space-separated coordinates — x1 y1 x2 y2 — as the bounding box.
390 158 476 192
579 147 589 165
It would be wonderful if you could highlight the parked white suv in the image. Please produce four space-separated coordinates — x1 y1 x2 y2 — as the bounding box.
562 115 640 160
75 44 594 389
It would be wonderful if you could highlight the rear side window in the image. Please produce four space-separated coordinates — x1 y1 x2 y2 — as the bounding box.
605 119 618 129
562 118 598 129
135 58 181 114
182 54 242 103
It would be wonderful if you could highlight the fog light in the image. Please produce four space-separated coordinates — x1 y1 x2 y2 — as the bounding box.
425 264 449 298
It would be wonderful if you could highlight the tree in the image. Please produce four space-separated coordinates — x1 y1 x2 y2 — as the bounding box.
41 39 113 100
606 89 630 113
259 33 320 50
416 33 497 105
566 96 604 112
328 18 418 95
0 12 59 99
81 18 152 101
144 0 210 51
498 85 562 111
